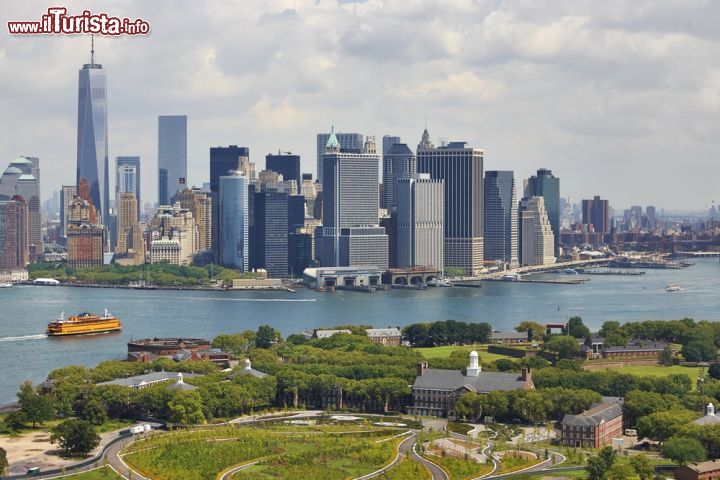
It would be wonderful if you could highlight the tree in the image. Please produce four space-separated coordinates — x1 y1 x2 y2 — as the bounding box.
556 359 582 371
515 321 546 341
255 325 281 349
50 419 100 457
662 436 706 465
629 453 654 480
565 316 591 339
167 391 206 426
18 382 55 428
79 399 107 426
636 410 699 444
3 410 27 429
456 392 482 420
607 463 638 480
603 332 628 347
659 345 675 366
599 321 621 337
212 331 256 354
587 446 616 480
546 336 580 359
708 362 720 380
682 339 717 362
0 447 7 476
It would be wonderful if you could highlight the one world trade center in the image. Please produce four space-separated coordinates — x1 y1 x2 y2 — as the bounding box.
76 39 109 223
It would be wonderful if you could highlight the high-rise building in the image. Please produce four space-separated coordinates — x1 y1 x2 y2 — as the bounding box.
115 156 141 217
519 196 555 266
115 192 144 264
646 205 657 231
67 196 106 268
581 196 610 234
253 191 288 278
218 173 249 271
316 130 364 184
266 152 301 193
382 143 416 211
396 174 444 271
158 115 187 205
76 42 109 223
288 195 305 233
0 157 41 260
526 169 560 256
60 185 77 238
417 132 484 276
319 128 388 268
0 195 29 270
149 203 197 266
288 232 312 277
176 188 212 252
210 146 250 261
484 171 518 266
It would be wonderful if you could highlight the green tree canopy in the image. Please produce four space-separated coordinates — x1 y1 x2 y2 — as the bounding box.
662 436 707 465
546 336 580 359
50 419 100 457
515 321 545 341
565 316 591 339
18 381 55 428
255 325 282 349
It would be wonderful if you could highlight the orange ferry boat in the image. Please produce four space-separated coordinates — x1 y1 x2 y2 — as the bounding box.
46 309 122 336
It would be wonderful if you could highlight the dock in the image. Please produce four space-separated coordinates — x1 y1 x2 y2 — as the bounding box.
484 277 588 284
454 282 482 288
577 269 646 276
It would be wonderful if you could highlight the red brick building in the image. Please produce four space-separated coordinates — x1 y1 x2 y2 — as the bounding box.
560 401 623 448
676 460 720 480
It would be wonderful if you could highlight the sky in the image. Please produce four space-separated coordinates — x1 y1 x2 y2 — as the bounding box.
1 0 719 211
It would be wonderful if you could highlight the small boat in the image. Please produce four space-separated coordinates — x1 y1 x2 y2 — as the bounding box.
502 274 520 282
427 278 454 287
47 309 122 336
562 269 578 275
666 283 681 292
0 282 13 288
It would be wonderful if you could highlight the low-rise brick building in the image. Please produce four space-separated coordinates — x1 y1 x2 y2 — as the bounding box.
560 400 623 448
676 460 720 480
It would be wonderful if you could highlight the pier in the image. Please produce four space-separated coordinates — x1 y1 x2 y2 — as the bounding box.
577 269 646 276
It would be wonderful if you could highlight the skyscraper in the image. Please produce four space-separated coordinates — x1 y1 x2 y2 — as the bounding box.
60 184 77 238
526 169 560 256
115 156 141 218
382 143 416 211
484 171 518 266
417 132 484 276
0 157 41 260
396 174 444 271
115 192 144 264
76 41 109 223
210 145 250 261
519 197 555 266
266 152 301 192
0 195 29 270
219 173 249 271
581 196 610 234
316 130 364 184
320 129 388 268
176 188 212 252
158 115 188 205
253 191 289 278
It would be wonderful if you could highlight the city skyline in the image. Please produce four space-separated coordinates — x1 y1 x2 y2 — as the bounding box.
2 1 720 210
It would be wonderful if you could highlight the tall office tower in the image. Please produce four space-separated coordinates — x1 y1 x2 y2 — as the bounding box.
218 173 249 271
646 205 657 231
417 133 484 276
320 127 388 268
76 41 109 223
67 196 106 268
396 174 445 271
526 169 560 257
0 157 41 260
116 156 141 217
210 145 249 261
288 195 305 232
0 195 29 270
158 115 188 205
115 192 144 264
581 195 610 233
301 173 317 217
266 152 301 192
148 203 198 265
382 143 416 211
253 191 289 278
484 171 518 266
176 188 212 252
288 232 312 277
60 185 77 237
519 197 555 267
316 129 364 184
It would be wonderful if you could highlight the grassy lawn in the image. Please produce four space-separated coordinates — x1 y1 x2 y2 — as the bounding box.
447 421 474 435
95 419 134 434
58 467 123 479
424 454 492 480
380 455 431 480
415 345 513 363
124 425 402 480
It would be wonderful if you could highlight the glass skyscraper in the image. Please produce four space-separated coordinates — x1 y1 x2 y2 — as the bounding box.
210 145 250 262
219 173 249 271
76 48 109 223
115 156 140 218
484 171 518 266
158 115 187 205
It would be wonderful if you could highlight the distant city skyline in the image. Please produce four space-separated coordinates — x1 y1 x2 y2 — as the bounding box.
2 1 719 209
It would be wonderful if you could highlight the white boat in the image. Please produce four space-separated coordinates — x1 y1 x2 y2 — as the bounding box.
0 282 12 288
563 268 578 275
502 274 520 282
666 283 681 292
427 278 454 287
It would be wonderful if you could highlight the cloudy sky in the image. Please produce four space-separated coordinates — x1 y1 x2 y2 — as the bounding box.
1 0 719 210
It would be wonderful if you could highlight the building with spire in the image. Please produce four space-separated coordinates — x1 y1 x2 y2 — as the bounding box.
316 128 364 184
77 37 109 223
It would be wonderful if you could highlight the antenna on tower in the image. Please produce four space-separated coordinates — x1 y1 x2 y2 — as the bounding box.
90 35 95 66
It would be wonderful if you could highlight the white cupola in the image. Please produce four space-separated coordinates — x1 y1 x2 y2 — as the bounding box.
467 350 481 377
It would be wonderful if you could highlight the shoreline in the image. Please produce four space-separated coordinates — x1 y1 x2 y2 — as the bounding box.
21 281 300 292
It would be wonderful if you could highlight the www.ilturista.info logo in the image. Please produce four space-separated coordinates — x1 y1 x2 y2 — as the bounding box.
7 7 150 35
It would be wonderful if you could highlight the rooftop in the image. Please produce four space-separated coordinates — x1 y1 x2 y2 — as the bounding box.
561 402 623 427
97 371 200 388
413 368 530 393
